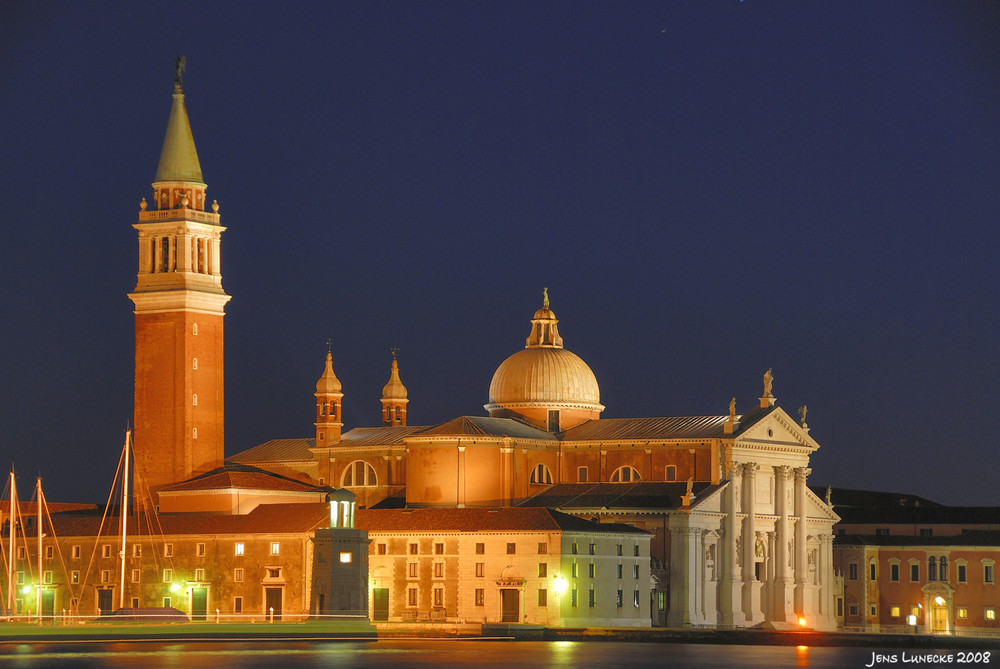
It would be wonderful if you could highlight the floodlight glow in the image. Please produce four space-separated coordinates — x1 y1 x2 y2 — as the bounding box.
20 586 30 595
171 583 181 592
935 596 945 606
553 576 567 594
798 616 807 627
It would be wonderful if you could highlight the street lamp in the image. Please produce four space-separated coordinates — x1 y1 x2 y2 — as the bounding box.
553 576 567 595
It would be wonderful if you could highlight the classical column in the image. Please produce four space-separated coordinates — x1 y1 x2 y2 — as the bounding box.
741 462 761 623
773 465 794 622
794 467 811 619
719 463 742 626
667 524 703 626
818 533 835 629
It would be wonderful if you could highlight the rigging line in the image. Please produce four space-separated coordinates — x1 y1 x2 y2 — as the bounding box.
39 483 76 609
78 439 128 604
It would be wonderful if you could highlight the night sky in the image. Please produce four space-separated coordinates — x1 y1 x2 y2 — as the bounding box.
2 2 998 506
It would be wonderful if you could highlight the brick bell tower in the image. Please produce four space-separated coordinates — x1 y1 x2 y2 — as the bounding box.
128 60 230 496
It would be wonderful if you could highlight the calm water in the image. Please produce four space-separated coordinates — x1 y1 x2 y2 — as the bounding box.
0 640 982 669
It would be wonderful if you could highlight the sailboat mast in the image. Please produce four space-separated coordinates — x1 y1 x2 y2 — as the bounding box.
36 478 41 624
7 471 16 616
119 430 130 611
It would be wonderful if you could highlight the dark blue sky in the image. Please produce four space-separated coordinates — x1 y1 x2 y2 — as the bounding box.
1 1 998 505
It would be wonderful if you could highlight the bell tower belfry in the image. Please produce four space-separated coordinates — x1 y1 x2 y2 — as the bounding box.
128 62 230 495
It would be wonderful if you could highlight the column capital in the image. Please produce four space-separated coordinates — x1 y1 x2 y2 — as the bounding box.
774 464 792 480
742 462 760 478
794 467 812 482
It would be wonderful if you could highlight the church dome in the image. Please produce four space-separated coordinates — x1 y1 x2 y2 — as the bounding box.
485 291 604 427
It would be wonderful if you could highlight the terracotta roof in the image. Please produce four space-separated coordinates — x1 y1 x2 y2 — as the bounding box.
416 416 556 440
48 503 330 538
159 467 325 493
228 438 315 463
341 425 430 446
519 482 723 511
356 507 647 535
561 416 730 441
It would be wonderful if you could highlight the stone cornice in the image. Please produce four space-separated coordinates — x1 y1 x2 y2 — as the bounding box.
129 289 231 315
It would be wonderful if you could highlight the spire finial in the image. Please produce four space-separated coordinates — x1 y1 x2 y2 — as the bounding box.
326 338 332 354
390 346 399 360
174 55 186 92
542 287 549 309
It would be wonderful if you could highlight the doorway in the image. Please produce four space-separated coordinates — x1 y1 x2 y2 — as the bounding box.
501 589 520 623
265 587 283 620
191 587 208 621
41 590 54 621
97 588 113 615
373 588 389 621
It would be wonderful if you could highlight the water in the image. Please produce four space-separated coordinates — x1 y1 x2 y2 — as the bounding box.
0 640 969 669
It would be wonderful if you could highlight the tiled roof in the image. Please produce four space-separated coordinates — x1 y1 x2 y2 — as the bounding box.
416 416 556 440
834 531 1000 548
341 425 430 446
356 507 647 535
158 467 325 493
519 482 723 511
48 502 330 538
228 438 315 463
561 416 730 441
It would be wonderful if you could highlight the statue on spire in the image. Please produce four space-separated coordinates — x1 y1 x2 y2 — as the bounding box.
174 55 187 91
763 368 773 397
542 286 550 310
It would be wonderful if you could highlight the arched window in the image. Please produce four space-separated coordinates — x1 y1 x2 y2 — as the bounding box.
610 466 641 483
341 460 378 487
665 465 677 482
530 463 553 485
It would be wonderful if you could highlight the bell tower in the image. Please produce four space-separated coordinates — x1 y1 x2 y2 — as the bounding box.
128 61 230 495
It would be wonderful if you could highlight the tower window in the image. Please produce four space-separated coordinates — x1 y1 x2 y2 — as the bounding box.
192 428 197 439
610 466 641 483
192 358 198 370
192 323 198 335
530 463 553 485
161 237 170 272
192 394 198 406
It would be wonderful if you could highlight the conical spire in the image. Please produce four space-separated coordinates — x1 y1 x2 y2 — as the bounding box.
316 351 342 394
155 58 204 184
381 351 409 426
382 353 408 400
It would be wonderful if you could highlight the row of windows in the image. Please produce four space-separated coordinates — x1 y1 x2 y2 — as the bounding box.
853 603 998 622
375 541 639 557
51 566 279 586
30 541 281 562
850 559 994 585
405 587 643 609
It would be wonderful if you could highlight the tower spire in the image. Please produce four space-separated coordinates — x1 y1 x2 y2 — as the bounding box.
381 349 409 427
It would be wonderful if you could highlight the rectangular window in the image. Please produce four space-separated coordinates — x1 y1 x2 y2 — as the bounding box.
506 543 516 555
657 591 665 611
538 543 547 554
986 565 994 584
588 589 595 607
958 565 967 583
633 564 640 579
408 588 418 607
849 604 859 616
538 588 547 607
269 542 279 556
616 589 623 607
410 543 419 555
958 607 968 619
890 564 899 582
617 544 623 557
101 570 110 583
919 528 933 537
634 545 640 557
890 606 900 617
163 569 172 583
870 605 877 617
571 563 579 578
132 597 140 609
571 589 578 607
986 609 996 621
634 590 640 608
163 597 171 608
578 466 588 482
102 545 111 559
198 543 206 557
234 597 243 614
340 552 352 563
433 588 444 607
377 543 387 555
475 563 484 578
911 563 920 582
17 547 25 560
875 528 889 536
164 544 173 558
571 543 578 555
408 562 418 578
911 606 920 618
589 563 596 578
235 542 244 556
234 568 244 582
195 568 205 581
72 545 81 559
589 544 596 555
132 545 141 558
870 563 876 581
45 546 54 559
71 571 80 584
433 562 444 578
434 543 444 555
538 563 547 578
616 564 623 579
43 571 53 584
475 543 484 555
131 569 140 583
475 589 485 606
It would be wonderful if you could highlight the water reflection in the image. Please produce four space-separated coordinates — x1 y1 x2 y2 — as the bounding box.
0 640 888 668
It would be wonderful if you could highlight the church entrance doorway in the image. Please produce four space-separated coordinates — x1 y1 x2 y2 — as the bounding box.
930 597 949 633
500 589 519 623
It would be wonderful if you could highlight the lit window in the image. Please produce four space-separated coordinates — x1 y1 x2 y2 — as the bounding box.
890 606 900 617
958 607 968 619
270 542 279 556
235 543 244 556
340 552 352 564
610 466 641 483
530 463 553 485
341 460 378 487
986 609 996 621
